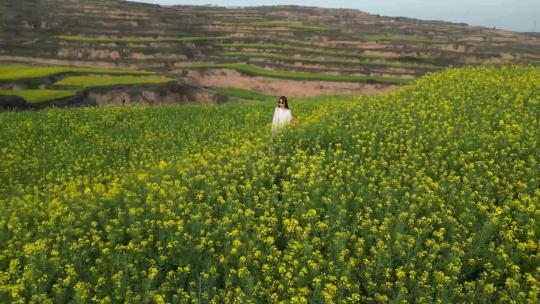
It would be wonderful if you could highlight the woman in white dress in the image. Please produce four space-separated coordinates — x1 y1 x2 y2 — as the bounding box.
271 96 298 137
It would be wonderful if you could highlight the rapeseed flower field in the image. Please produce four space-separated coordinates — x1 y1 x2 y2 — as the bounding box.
0 65 538 303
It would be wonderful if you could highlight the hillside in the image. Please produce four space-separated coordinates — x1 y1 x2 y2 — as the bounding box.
0 0 539 106
0 66 538 302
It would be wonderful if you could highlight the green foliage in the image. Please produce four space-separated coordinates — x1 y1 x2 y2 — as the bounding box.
54 75 176 88
0 65 154 81
54 35 232 43
0 89 78 103
0 65 538 303
178 63 412 84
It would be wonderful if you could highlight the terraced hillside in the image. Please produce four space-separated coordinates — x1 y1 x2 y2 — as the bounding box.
1 0 539 102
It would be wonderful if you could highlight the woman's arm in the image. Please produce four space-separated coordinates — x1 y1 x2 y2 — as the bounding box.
271 108 278 132
289 110 298 124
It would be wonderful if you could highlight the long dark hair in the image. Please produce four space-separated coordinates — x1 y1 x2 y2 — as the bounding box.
278 96 289 109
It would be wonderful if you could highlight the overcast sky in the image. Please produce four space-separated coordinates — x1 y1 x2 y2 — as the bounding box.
131 0 539 32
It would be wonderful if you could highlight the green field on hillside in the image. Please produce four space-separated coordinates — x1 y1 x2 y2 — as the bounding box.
221 51 436 70
364 34 446 43
0 66 174 103
219 42 441 65
55 75 175 88
0 66 538 303
0 65 154 81
247 21 338 31
0 89 78 103
219 42 392 61
177 63 412 84
55 35 233 43
214 87 273 100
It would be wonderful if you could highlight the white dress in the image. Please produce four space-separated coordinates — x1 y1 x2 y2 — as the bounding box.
271 107 292 136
